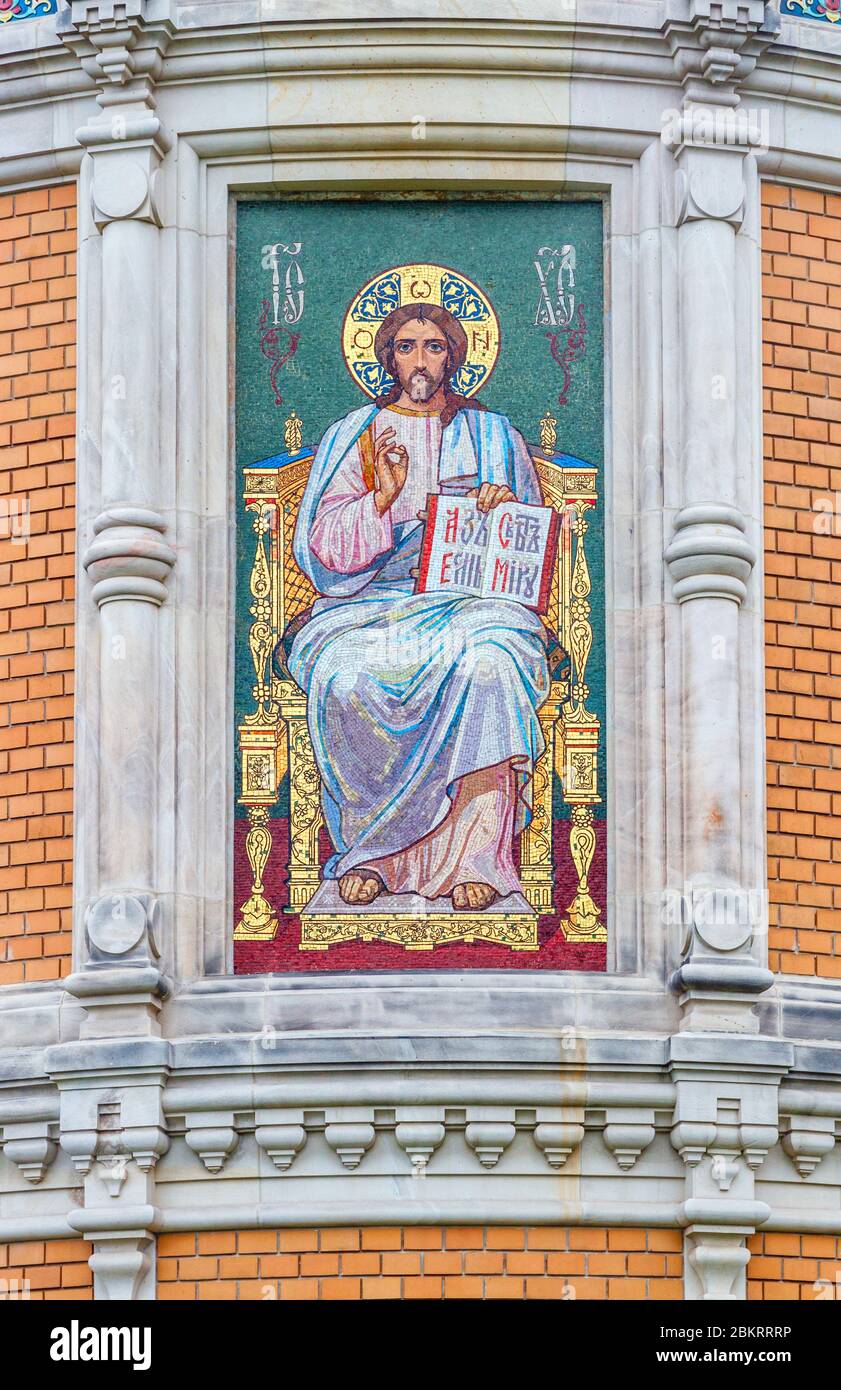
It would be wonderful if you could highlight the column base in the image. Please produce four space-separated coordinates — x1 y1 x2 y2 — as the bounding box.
672 958 774 1034
64 966 169 1039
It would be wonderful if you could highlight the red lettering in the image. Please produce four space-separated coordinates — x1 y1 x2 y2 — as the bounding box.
444 507 460 543
440 552 454 584
492 557 509 592
497 512 512 548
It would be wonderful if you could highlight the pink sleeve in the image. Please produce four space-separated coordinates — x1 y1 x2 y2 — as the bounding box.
309 443 393 574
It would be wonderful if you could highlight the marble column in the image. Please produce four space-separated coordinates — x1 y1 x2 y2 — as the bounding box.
60 1 176 1028
664 1 777 1030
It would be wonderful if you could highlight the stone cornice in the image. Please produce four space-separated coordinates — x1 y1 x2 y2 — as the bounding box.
1 1029 840 1247
0 12 839 202
1 16 671 102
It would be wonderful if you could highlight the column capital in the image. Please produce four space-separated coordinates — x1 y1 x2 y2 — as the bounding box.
58 0 174 103
663 0 780 103
59 0 174 232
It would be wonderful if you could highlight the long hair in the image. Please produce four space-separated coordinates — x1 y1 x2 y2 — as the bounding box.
373 302 485 427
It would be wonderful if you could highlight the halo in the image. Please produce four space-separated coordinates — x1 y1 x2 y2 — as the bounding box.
341 262 501 400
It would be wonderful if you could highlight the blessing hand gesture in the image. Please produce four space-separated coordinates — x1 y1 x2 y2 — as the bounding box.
373 427 409 516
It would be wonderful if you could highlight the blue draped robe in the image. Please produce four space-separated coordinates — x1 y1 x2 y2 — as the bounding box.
288 403 551 881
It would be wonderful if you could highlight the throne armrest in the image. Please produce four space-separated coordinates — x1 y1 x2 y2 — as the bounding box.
273 605 314 686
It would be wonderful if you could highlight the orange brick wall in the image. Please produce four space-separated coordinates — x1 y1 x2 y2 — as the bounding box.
748 1233 841 1301
763 183 841 978
0 185 76 985
157 1227 683 1301
0 1237 92 1301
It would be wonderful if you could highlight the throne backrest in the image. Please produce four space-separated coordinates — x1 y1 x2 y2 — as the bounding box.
241 447 598 695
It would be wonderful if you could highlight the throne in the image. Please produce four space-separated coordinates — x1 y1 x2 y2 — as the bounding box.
234 434 605 951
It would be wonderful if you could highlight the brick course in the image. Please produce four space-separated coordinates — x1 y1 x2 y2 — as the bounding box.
0 1237 92 1301
748 1233 841 1301
763 183 841 977
157 1227 684 1301
0 184 76 984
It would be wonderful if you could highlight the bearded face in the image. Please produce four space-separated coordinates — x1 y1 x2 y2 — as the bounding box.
390 318 451 402
408 368 437 402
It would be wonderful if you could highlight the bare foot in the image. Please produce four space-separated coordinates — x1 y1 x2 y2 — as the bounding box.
339 871 384 906
452 882 498 912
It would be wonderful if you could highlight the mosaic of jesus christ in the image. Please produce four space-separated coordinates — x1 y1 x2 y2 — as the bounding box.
288 298 551 912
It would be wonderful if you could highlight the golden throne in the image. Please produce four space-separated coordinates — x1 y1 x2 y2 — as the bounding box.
234 432 606 952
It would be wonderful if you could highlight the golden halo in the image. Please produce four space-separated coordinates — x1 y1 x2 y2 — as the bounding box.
341 262 501 400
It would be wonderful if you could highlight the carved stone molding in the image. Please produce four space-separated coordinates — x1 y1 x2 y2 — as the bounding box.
59 0 174 105
781 1116 837 1178
87 1234 154 1301
184 1125 239 1174
394 1122 446 1174
83 508 176 608
533 1123 584 1170
84 892 160 962
603 1117 656 1171
670 886 773 1032
685 1226 751 1301
465 1122 516 1170
665 504 756 605
166 1108 591 1179
671 1121 719 1167
255 1125 307 1173
664 0 780 101
65 896 168 1039
89 150 164 230
324 1123 375 1171
2 1136 58 1186
674 151 747 229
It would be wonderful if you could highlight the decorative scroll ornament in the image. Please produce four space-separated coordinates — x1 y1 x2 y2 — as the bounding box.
781 0 840 18
301 909 539 952
0 0 57 21
559 496 605 942
519 693 561 916
238 807 277 938
259 300 300 407
235 503 283 939
547 305 588 409
243 508 277 724
342 262 500 399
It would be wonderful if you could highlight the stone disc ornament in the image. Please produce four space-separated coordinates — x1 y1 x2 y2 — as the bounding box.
341 261 501 400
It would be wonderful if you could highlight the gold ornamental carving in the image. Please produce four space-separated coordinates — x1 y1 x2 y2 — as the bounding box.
300 910 539 952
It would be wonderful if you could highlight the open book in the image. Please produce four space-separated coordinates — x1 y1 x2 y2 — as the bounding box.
416 493 561 615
